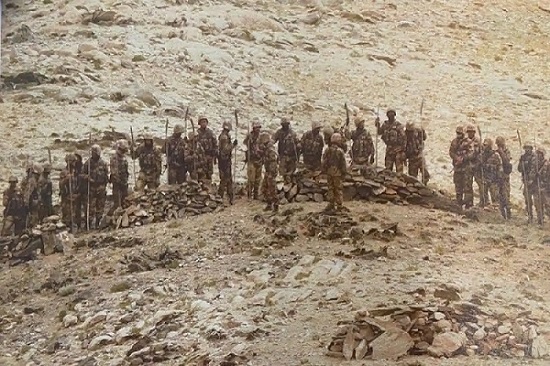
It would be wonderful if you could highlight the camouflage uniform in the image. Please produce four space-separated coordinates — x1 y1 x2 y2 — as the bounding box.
110 140 130 210
518 144 543 224
449 126 473 207
83 145 109 228
243 121 263 199
23 163 43 229
273 118 300 184
185 132 207 182
218 122 237 203
405 123 430 184
495 137 512 219
166 124 187 184
465 125 487 206
480 139 504 210
259 133 279 211
196 116 218 188
301 122 325 171
38 164 54 221
322 133 347 210
539 153 550 220
346 116 374 166
376 109 406 173
132 134 162 191
60 155 83 230
2 177 25 236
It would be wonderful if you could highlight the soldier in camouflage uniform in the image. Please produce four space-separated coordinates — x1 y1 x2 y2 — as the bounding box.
375 109 406 173
243 120 263 199
165 124 187 184
110 139 130 211
273 117 300 184
185 131 207 182
218 121 238 203
60 155 82 231
24 163 43 229
83 144 109 228
2 176 25 236
132 133 162 191
346 115 374 166
495 136 512 219
465 125 487 206
196 116 218 189
301 121 324 171
322 133 348 211
259 132 279 212
518 143 543 224
449 126 473 208
38 163 53 221
405 122 430 184
322 126 334 147
480 139 504 211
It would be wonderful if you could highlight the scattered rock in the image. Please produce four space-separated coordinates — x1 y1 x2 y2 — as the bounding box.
428 332 465 357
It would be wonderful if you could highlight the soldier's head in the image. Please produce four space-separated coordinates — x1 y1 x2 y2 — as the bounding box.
42 164 52 176
8 175 18 188
116 139 129 154
495 136 506 148
323 126 334 140
330 133 343 145
198 115 208 129
537 147 545 158
523 143 533 154
32 163 43 176
91 144 101 160
65 153 77 170
223 121 232 131
386 108 396 121
252 118 261 133
311 121 322 134
482 138 493 151
173 124 184 138
465 124 476 137
258 132 272 148
406 122 415 133
142 133 154 147
354 116 365 128
455 126 464 138
280 117 290 130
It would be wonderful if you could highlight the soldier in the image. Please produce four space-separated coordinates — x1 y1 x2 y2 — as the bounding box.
405 122 430 184
83 144 109 228
23 163 43 228
110 139 130 210
243 120 263 199
2 176 25 236
301 121 324 171
449 126 473 208
518 143 542 224
322 133 348 211
480 139 506 215
132 133 162 191
533 148 547 225
346 115 375 166
464 125 486 206
495 136 512 219
259 132 279 212
185 131 207 182
165 124 187 184
322 126 334 147
196 116 218 189
218 121 238 203
60 154 82 231
38 163 53 221
375 108 406 173
273 117 300 184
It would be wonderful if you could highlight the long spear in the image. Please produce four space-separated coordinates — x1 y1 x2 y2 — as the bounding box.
517 130 530 218
233 110 239 190
86 132 91 231
534 134 544 225
420 98 426 183
130 127 136 187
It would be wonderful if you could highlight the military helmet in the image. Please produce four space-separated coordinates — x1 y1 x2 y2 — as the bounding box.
173 124 184 134
354 116 365 126
259 132 272 144
142 133 153 140
91 144 101 155
198 115 208 123
406 122 415 131
331 133 343 143
223 121 232 130
495 136 505 146
455 126 464 134
386 108 397 115
523 143 533 150
323 126 334 136
8 176 18 183
465 124 476 133
312 121 322 130
65 153 77 163
117 139 129 151
32 163 43 174
280 117 290 125
43 163 52 173
483 138 493 148
252 118 261 129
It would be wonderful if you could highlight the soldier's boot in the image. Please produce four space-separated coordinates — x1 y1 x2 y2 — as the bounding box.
228 192 234 205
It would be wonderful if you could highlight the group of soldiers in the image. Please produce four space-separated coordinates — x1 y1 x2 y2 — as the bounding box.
2 109 430 235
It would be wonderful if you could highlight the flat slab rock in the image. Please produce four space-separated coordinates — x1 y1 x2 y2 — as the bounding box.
428 332 466 357
370 328 414 360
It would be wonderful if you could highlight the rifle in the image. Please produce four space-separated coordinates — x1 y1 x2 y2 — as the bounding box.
245 119 251 196
86 132 91 231
517 130 530 217
420 98 426 183
477 126 486 206
375 105 380 168
233 110 239 185
130 127 136 187
534 135 544 224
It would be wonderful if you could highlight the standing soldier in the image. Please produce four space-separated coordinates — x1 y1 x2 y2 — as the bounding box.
218 121 238 203
166 124 187 184
273 117 300 184
301 121 324 171
244 120 263 199
60 155 82 231
132 133 162 191
449 126 473 208
480 139 505 213
186 131 206 182
322 133 348 212
24 163 43 228
464 125 486 206
2 176 25 236
110 139 130 210
322 126 334 147
38 163 53 221
196 116 218 189
518 143 540 224
375 108 406 173
405 122 430 184
346 115 374 166
259 132 279 212
495 136 512 219
83 145 109 229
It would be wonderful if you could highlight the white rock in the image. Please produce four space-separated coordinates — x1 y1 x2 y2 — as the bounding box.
249 288 275 306
248 268 271 286
151 309 182 325
63 314 78 328
284 265 309 282
114 326 134 344
190 300 212 313
473 328 486 341
83 310 108 328
325 288 343 301
433 312 446 321
88 335 113 350
531 336 549 358
428 332 466 357
78 43 97 53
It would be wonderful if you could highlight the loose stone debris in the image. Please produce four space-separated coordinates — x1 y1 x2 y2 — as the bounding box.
327 302 550 360
120 246 183 273
108 182 225 229
303 211 358 240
